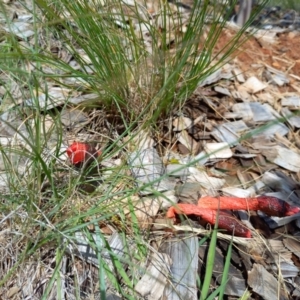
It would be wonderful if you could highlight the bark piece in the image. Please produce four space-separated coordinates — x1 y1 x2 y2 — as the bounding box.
106 294 122 300
203 142 233 159
264 64 289 86
221 187 251 198
60 108 89 129
233 68 245 83
241 76 267 94
283 238 300 259
135 252 171 300
281 95 300 107
257 210 300 229
24 87 73 110
158 190 178 209
248 264 279 300
3 21 35 38
198 69 222 86
173 116 192 131
166 164 190 177
175 182 202 203
67 232 125 266
246 180 266 196
129 148 175 195
211 246 246 297
176 130 199 154
282 107 300 128
212 121 249 145
271 262 300 278
249 102 275 122
252 121 289 138
214 86 231 96
132 197 161 229
235 0 252 27
232 103 253 121
161 236 199 300
262 172 300 202
188 167 225 190
260 145 300 172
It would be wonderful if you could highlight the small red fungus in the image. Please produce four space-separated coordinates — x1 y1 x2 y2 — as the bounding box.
66 142 101 168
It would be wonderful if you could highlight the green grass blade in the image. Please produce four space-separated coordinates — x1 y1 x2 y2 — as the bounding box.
218 237 233 299
206 284 225 300
200 226 219 299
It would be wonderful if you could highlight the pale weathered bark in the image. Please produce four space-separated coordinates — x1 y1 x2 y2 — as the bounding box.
236 0 253 26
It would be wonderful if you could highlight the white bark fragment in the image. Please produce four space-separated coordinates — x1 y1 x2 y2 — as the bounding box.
242 76 267 94
260 146 300 172
135 252 172 299
204 142 233 159
162 236 199 300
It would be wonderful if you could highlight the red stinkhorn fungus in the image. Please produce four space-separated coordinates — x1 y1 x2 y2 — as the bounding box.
66 142 101 168
166 196 300 237
198 196 300 217
167 204 251 238
66 142 102 193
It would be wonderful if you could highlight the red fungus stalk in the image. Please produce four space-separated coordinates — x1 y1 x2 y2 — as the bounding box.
166 196 300 237
167 204 251 237
198 196 300 217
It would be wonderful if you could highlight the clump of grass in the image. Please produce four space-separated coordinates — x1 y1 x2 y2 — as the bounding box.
30 0 267 125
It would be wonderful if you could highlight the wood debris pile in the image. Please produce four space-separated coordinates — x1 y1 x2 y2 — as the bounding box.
123 22 300 299
132 25 300 299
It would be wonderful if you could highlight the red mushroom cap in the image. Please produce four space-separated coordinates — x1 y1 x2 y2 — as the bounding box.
66 142 101 166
